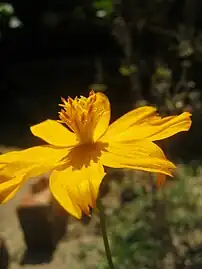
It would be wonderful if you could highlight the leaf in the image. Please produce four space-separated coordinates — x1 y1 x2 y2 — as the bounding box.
119 65 137 76
89 83 107 92
93 0 113 16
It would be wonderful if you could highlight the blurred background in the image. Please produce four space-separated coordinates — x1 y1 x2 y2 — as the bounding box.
0 0 202 268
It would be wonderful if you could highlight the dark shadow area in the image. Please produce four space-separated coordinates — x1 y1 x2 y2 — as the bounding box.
0 237 9 269
0 0 201 162
20 248 54 265
0 1 200 163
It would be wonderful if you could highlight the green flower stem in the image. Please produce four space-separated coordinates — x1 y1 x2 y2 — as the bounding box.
97 197 115 269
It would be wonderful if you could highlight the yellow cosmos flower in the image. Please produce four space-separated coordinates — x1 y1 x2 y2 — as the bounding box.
0 91 191 218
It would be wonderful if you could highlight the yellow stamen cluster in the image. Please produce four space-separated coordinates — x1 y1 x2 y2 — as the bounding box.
58 90 99 143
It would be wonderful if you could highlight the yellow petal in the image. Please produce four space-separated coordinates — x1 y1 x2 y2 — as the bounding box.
0 163 53 203
50 161 106 219
0 145 69 164
30 120 78 147
101 106 156 141
102 111 191 143
99 141 175 176
0 146 69 203
93 92 111 141
142 112 192 141
0 175 22 203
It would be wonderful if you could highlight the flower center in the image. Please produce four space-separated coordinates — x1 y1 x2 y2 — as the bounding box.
58 90 102 144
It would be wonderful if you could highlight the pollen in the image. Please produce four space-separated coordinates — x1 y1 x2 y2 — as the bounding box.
58 90 100 143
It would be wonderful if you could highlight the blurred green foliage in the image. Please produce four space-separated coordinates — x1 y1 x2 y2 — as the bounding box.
104 171 202 268
92 0 113 17
0 3 14 15
77 166 202 269
119 65 137 77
